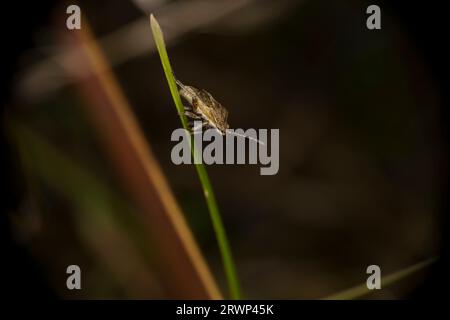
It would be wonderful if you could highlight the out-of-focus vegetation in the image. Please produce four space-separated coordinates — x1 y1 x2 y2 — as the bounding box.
3 0 443 299
150 14 241 299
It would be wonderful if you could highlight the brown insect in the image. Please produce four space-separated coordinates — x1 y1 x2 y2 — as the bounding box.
175 77 264 145
175 78 229 135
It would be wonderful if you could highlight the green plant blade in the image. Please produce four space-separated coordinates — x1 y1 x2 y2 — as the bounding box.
150 14 241 300
323 257 437 300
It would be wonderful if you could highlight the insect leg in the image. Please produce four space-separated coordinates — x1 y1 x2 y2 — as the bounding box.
192 120 206 131
185 111 202 119
178 104 192 117
190 120 210 134
183 104 192 111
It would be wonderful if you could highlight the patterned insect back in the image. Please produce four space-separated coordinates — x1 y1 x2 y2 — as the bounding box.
175 78 229 134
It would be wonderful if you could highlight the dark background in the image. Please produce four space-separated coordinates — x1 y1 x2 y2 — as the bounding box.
1 0 448 299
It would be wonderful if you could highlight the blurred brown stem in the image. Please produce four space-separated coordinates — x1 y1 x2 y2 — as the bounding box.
68 22 221 299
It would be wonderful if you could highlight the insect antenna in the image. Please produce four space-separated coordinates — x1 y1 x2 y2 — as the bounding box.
175 78 184 88
226 130 265 146
172 73 185 89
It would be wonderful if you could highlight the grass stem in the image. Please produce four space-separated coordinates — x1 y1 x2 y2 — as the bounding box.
323 257 437 300
150 14 241 299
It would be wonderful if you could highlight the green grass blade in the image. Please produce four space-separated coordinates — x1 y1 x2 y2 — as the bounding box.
323 257 437 300
150 14 241 300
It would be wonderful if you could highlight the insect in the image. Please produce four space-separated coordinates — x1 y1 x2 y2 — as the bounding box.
175 77 264 145
175 78 229 135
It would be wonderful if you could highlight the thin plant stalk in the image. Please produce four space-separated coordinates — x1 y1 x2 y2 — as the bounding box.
150 14 241 300
70 21 222 299
323 257 437 300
